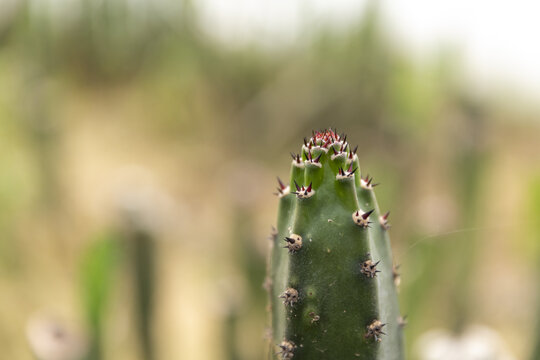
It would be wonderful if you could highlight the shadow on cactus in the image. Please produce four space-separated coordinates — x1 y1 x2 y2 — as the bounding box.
268 129 404 359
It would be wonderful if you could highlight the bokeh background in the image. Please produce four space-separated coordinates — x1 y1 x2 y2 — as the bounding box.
1 1 540 359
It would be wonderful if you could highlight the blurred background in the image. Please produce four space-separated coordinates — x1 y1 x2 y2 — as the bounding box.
1 0 539 359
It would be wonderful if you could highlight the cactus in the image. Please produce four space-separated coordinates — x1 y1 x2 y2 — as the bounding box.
268 129 404 359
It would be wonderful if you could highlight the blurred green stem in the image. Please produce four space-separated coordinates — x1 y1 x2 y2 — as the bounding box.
130 230 155 360
80 232 121 360
448 99 487 333
528 177 540 360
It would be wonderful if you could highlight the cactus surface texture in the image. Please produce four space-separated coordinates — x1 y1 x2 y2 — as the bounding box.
269 129 404 360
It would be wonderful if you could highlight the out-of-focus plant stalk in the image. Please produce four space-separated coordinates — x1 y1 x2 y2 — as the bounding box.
113 167 169 360
528 177 540 360
80 232 121 360
448 98 488 332
128 228 156 360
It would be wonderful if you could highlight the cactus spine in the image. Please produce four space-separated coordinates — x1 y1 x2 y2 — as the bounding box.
269 129 403 359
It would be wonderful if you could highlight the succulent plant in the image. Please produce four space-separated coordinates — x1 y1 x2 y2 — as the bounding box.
268 129 404 359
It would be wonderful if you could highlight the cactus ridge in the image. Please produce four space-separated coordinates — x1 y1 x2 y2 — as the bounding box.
269 129 404 360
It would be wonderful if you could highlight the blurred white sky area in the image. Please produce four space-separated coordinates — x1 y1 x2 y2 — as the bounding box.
200 0 540 98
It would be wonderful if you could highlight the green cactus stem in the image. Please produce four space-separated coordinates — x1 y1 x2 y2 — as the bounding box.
269 129 404 359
